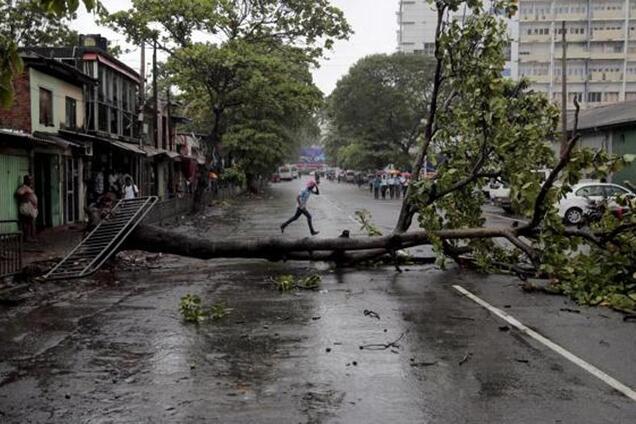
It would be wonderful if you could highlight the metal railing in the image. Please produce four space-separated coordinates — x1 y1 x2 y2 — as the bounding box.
44 197 158 280
0 220 22 277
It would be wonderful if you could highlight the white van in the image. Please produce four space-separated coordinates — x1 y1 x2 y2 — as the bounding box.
291 166 299 179
278 166 293 181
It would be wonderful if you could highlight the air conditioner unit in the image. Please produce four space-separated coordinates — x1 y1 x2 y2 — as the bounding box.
84 141 94 157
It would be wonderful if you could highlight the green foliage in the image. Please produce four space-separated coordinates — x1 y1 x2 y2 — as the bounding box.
179 294 206 323
273 274 321 292
104 1 350 181
179 294 232 323
354 209 383 237
325 53 435 170
219 167 246 187
0 0 93 107
407 0 634 313
275 275 295 292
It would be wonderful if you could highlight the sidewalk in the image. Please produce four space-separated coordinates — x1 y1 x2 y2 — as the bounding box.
22 224 85 268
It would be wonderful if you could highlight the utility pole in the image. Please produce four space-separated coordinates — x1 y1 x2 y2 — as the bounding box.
166 87 171 151
139 42 145 105
153 38 158 149
560 20 568 156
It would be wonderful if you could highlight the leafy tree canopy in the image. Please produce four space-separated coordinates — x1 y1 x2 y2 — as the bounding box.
396 0 636 312
325 53 436 171
1 0 79 47
1 0 96 106
104 0 350 184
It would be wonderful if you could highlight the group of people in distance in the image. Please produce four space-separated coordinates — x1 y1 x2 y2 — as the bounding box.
369 173 409 200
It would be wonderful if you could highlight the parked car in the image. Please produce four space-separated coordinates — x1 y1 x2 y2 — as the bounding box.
558 182 634 225
278 166 293 181
291 166 299 179
270 173 281 183
491 170 552 214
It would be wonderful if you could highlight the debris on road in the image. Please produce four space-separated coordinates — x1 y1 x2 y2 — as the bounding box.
448 315 475 321
363 309 380 319
359 332 406 351
410 361 438 368
560 308 581 314
272 274 322 292
459 352 473 366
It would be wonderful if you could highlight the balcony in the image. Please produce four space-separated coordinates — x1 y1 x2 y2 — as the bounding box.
589 51 625 60
520 14 552 22
523 74 552 83
519 52 550 62
591 10 627 21
521 33 552 43
591 30 626 42
554 49 591 59
589 72 624 82
554 13 588 22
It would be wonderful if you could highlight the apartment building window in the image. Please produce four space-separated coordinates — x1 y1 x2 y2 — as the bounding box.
587 92 602 103
110 107 118 134
423 42 435 56
98 104 108 132
569 92 583 103
626 92 636 100
65 97 77 129
39 88 53 126
604 92 619 103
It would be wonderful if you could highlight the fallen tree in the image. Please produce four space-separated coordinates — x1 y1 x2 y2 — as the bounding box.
123 0 635 312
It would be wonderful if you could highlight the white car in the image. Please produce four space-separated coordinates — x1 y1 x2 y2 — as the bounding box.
558 182 634 225
278 166 293 181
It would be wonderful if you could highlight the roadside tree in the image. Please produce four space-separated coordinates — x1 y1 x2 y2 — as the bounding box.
325 53 435 170
103 0 351 185
0 0 94 107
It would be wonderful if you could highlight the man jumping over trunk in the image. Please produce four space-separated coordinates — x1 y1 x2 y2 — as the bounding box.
281 179 320 236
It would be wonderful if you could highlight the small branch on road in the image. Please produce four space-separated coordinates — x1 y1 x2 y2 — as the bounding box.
459 352 473 366
359 332 406 351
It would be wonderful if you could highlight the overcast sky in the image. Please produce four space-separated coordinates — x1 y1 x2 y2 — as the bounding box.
70 0 399 95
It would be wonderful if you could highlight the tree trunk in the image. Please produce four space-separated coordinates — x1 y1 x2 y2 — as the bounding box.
395 5 446 234
127 224 512 262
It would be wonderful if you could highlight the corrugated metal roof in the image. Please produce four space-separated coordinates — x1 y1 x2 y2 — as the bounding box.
566 100 636 132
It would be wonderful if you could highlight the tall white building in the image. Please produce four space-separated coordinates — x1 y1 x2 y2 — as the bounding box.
518 1 636 109
397 0 519 79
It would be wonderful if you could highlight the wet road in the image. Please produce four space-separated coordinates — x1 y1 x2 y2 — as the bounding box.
1 179 635 423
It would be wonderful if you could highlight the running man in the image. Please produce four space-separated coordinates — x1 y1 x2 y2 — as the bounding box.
281 180 320 236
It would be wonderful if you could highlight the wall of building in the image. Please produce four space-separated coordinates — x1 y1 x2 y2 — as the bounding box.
518 0 636 109
397 0 519 78
0 73 31 132
29 68 85 134
612 127 636 185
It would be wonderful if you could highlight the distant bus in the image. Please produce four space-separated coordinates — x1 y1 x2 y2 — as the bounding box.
278 166 293 181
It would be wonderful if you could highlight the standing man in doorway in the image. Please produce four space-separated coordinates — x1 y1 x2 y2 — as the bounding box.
123 176 139 199
281 179 320 236
15 175 38 241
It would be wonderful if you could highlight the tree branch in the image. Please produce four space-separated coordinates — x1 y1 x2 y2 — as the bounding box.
520 98 581 233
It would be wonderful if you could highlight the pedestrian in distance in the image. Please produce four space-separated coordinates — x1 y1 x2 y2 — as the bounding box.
380 174 388 199
15 175 38 242
388 174 395 199
123 176 140 199
401 174 409 198
373 175 381 200
281 179 320 236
